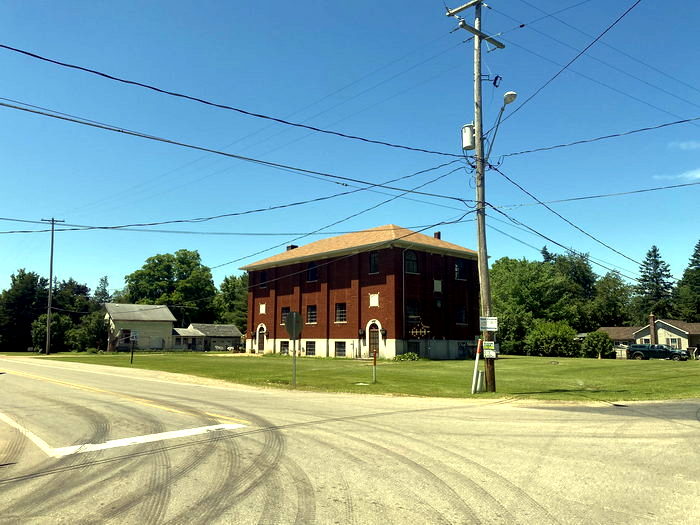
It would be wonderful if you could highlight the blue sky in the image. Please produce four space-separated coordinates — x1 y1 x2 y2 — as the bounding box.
1 0 698 294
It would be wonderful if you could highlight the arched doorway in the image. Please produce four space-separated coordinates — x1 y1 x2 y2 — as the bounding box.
368 323 380 358
255 324 267 354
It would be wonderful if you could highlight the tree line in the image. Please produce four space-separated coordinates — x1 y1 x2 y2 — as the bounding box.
491 241 700 356
0 249 248 353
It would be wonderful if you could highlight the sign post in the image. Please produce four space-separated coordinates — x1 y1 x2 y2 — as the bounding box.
284 312 303 388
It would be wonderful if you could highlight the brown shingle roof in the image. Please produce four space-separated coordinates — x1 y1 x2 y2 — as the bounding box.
240 224 477 271
597 326 640 340
658 319 700 335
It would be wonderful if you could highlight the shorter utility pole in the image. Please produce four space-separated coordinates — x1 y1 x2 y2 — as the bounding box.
41 217 64 354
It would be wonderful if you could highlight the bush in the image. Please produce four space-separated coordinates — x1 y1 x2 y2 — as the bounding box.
394 352 419 361
524 320 579 357
581 331 613 359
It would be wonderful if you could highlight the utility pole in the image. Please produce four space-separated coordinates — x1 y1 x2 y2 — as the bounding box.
41 217 64 354
446 1 504 392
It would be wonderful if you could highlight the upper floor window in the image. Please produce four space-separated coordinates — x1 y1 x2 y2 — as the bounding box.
259 270 268 288
306 262 318 282
455 259 468 280
281 306 290 325
306 304 317 324
455 306 467 324
404 250 418 274
369 251 379 274
335 302 347 323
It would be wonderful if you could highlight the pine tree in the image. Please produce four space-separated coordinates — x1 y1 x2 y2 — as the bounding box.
674 240 700 322
634 245 673 320
541 245 556 263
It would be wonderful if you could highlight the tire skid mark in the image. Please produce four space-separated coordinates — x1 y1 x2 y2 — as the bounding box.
361 417 558 525
2 393 111 517
165 407 286 525
95 399 225 524
340 429 484 525
0 425 26 473
369 421 560 525
255 471 285 525
295 427 453 525
281 454 316 525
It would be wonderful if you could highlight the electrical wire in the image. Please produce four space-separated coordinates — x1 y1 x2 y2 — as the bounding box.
501 116 700 157
0 100 472 201
210 166 466 269
502 0 643 123
0 43 460 158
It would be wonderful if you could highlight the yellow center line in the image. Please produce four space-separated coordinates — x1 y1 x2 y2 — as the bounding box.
1 368 251 425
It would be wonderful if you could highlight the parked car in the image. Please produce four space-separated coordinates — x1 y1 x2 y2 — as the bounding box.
628 344 689 361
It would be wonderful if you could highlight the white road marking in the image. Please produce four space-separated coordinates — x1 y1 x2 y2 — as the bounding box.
0 410 246 458
0 411 55 457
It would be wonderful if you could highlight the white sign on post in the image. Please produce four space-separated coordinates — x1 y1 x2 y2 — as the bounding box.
482 341 498 359
479 316 498 331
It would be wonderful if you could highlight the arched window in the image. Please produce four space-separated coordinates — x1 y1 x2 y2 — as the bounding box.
404 250 418 274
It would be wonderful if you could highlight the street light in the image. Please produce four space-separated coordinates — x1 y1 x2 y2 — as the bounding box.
485 90 517 162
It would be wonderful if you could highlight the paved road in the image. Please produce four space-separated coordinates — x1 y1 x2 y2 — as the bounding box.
0 356 698 524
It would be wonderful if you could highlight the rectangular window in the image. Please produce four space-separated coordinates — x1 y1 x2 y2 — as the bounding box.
280 341 289 355
259 271 267 288
642 338 650 344
369 251 379 274
306 262 318 282
666 338 681 349
404 250 419 274
281 306 290 325
406 299 420 324
434 279 442 292
455 259 468 280
306 341 316 356
121 329 131 343
306 305 317 324
335 302 347 323
335 341 346 357
175 337 182 345
259 303 266 315
369 293 379 307
456 306 467 324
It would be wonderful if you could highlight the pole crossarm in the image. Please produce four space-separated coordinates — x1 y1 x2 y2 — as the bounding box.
445 0 481 17
457 20 505 49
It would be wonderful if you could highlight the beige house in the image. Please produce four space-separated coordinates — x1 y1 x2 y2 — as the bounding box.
598 314 700 351
105 303 176 351
173 323 242 351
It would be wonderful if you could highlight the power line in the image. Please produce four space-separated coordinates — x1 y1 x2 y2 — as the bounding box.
210 166 466 270
502 0 643 123
486 205 642 283
490 164 645 268
491 3 700 118
515 0 700 97
501 116 700 157
0 43 461 159
0 100 471 200
3 178 698 236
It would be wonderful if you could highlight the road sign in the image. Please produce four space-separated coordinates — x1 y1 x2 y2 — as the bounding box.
483 340 499 358
479 316 498 331
284 312 303 340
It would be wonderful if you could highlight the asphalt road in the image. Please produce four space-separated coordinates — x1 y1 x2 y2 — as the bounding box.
0 356 698 525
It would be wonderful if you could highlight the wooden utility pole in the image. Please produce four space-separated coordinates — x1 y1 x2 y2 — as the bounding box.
446 1 504 391
41 217 64 354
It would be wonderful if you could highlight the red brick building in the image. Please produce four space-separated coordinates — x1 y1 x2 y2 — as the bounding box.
241 224 481 359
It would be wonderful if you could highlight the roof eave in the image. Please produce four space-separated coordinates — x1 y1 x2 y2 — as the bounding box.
240 240 477 271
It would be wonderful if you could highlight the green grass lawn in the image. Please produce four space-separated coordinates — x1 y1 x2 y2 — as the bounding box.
26 352 700 401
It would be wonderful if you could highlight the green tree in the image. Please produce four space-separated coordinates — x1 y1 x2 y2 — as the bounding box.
125 249 217 326
0 269 48 352
214 273 248 329
31 313 73 353
524 320 579 357
674 240 700 322
51 278 96 324
66 311 108 351
590 271 633 327
633 245 673 321
541 245 556 263
93 276 112 304
581 331 613 359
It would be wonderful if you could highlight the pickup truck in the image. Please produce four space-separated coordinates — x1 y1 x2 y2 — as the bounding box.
627 344 689 361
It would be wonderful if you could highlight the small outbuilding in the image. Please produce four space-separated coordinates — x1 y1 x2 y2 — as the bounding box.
105 303 176 351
